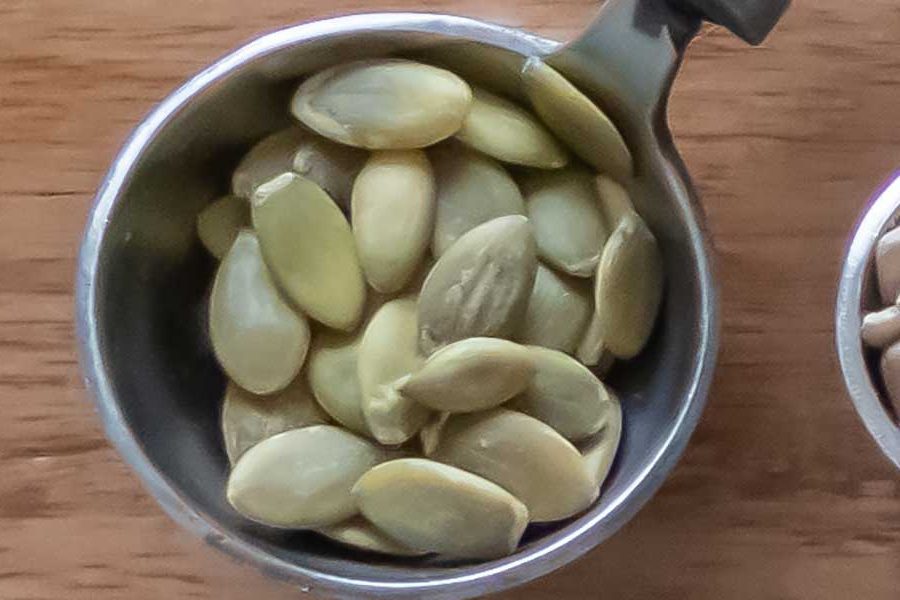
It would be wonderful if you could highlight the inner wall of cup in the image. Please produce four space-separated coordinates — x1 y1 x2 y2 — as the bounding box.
94 30 706 581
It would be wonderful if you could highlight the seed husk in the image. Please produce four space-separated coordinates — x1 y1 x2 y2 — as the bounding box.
292 135 367 211
429 143 525 257
401 338 534 413
209 230 310 394
221 378 329 465
521 58 633 183
581 392 622 489
523 167 608 277
418 215 538 354
510 346 612 441
455 87 568 169
877 226 900 304
352 150 435 293
232 127 306 199
316 516 429 556
432 409 597 522
352 458 529 559
593 212 664 359
227 425 384 528
291 59 472 149
358 297 431 445
519 263 593 353
861 305 900 348
196 195 249 259
252 173 366 331
307 329 370 437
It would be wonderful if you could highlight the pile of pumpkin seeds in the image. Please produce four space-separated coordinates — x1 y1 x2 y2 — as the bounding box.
197 56 663 561
862 225 900 417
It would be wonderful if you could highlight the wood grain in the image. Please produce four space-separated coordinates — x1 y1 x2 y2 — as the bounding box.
1 0 899 598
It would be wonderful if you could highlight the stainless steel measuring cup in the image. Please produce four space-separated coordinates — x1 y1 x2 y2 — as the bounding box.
76 0 789 597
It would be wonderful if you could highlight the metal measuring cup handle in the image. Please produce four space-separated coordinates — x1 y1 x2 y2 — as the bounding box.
671 0 790 45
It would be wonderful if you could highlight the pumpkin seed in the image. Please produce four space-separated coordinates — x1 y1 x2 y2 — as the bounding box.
209 230 309 394
418 215 537 354
221 378 329 465
523 167 608 277
432 409 597 522
408 43 527 102
400 338 534 413
352 458 528 559
595 175 636 229
519 263 592 353
593 212 664 359
861 305 900 348
429 143 525 257
292 135 367 211
307 329 370 437
232 127 305 199
877 226 900 304
419 412 449 456
455 87 568 169
521 58 633 183
252 173 366 331
510 346 612 441
352 150 435 293
196 195 249 259
317 517 429 556
291 59 472 149
581 392 622 489
575 316 618 376
227 425 384 528
358 297 430 444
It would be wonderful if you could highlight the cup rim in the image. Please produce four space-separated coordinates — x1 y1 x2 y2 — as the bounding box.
75 12 720 599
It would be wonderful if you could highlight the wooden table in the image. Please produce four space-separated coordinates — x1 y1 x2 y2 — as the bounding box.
2 0 898 598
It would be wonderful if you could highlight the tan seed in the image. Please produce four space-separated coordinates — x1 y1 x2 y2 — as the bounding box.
455 87 568 169
352 150 435 293
352 458 529 559
432 409 597 522
522 58 633 183
316 517 429 556
862 305 900 348
252 173 366 331
510 346 612 441
232 127 305 199
429 143 525 256
596 175 636 229
291 59 472 149
581 392 622 489
519 263 592 353
307 329 370 437
196 195 249 259
292 135 367 211
401 338 534 413
227 425 384 528
209 230 309 395
418 215 537 354
593 213 664 359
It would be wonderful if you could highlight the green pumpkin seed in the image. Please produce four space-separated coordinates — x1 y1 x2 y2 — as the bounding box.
352 458 529 559
593 213 664 359
400 338 534 413
221 378 329 465
595 175 636 229
252 173 366 331
232 127 305 199
357 297 430 445
316 517 429 556
407 43 527 102
581 392 622 489
196 195 249 259
419 412 449 456
861 305 900 348
455 87 568 169
575 316 617 375
429 143 525 257
227 425 384 528
292 135 367 211
432 409 597 522
523 166 609 277
521 58 633 183
291 59 472 149
306 329 370 437
510 346 612 441
209 230 309 395
518 263 592 353
418 215 537 354
352 150 435 293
